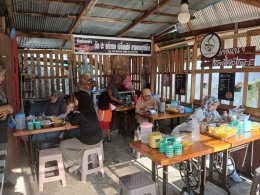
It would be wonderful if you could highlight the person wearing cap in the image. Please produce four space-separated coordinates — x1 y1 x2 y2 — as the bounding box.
135 88 156 124
0 65 14 186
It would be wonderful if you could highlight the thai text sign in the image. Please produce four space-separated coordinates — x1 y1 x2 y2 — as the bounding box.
201 46 255 67
72 35 151 56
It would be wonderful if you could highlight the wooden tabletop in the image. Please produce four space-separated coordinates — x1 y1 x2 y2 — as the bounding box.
224 130 260 147
116 104 135 112
129 140 213 166
199 134 231 152
13 125 79 137
137 112 191 121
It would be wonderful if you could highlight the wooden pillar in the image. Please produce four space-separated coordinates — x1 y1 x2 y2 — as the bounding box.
151 36 156 93
190 36 198 103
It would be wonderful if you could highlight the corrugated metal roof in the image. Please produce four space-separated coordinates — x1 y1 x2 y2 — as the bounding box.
13 13 74 33
178 0 260 33
74 20 129 36
96 0 157 11
13 0 82 15
17 37 64 49
89 7 141 21
144 14 176 24
9 0 260 49
124 23 168 38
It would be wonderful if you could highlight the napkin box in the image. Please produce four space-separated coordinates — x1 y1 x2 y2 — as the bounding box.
149 132 163 148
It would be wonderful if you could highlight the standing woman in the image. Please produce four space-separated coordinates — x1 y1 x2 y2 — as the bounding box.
107 74 121 104
0 66 14 184
97 92 116 142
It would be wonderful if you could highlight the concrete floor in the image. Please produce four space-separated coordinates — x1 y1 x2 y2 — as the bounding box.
4 131 254 195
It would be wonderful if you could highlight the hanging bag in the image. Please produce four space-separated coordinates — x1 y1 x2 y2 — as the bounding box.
7 116 16 129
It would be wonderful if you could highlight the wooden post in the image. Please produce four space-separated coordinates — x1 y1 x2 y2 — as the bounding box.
190 36 198 103
242 35 251 106
151 36 156 93
60 53 66 93
43 53 48 97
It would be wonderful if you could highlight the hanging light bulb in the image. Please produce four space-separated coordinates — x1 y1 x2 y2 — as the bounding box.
178 0 190 24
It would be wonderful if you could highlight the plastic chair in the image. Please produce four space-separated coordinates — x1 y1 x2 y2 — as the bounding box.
250 167 260 195
0 149 7 195
119 172 156 195
38 148 66 192
81 144 104 183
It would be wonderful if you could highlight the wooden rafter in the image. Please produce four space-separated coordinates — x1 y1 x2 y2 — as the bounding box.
156 18 260 43
16 31 71 40
47 0 84 5
116 0 171 37
68 0 97 34
6 0 14 27
13 12 173 25
233 0 260 8
95 3 179 18
187 21 193 31
13 12 77 19
60 0 97 49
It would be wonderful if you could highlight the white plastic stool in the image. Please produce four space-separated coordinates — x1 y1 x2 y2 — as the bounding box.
250 167 260 195
119 172 156 195
0 149 7 195
81 145 104 183
133 130 141 159
38 148 66 192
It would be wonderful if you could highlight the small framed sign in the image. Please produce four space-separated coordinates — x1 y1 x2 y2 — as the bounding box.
163 73 170 86
175 74 186 95
200 32 221 59
218 73 235 101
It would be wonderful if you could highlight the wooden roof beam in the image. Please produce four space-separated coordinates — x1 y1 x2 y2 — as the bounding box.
116 0 171 37
12 12 77 19
16 31 71 40
233 0 260 8
95 3 178 17
60 0 97 49
155 18 260 43
47 0 84 5
13 12 173 25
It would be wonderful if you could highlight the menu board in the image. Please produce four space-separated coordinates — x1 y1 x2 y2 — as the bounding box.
175 74 186 95
218 73 235 101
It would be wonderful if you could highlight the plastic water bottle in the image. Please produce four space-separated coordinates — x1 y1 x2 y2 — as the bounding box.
15 113 26 130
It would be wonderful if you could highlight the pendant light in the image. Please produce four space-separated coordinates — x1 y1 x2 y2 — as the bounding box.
178 0 190 24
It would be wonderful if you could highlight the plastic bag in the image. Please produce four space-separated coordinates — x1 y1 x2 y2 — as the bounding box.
7 116 16 129
171 116 200 142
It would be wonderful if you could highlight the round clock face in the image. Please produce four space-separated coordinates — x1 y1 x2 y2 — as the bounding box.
200 33 221 59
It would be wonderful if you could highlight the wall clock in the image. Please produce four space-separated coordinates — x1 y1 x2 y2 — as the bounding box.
200 32 221 59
